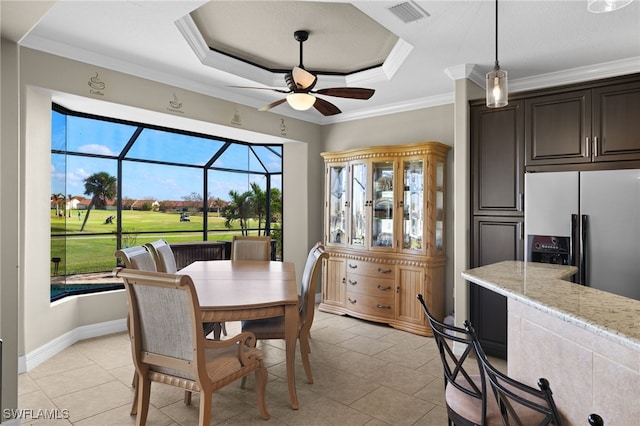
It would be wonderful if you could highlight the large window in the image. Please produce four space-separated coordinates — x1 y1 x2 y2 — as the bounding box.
51 104 283 300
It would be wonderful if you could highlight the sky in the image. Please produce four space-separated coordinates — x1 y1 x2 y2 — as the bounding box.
51 110 282 202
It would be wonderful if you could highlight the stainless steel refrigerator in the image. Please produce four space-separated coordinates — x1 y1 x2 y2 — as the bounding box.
524 169 640 301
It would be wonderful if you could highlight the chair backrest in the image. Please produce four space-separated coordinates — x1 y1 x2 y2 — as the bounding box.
231 236 271 261
114 246 157 272
466 322 564 426
299 242 329 330
145 239 178 273
114 268 204 381
417 294 487 418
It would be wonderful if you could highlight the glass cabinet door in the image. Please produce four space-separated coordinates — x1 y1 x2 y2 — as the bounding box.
435 159 445 252
350 162 367 247
402 159 424 251
328 165 347 244
371 161 394 248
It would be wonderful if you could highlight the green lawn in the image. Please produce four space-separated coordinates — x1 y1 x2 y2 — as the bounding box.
51 209 270 275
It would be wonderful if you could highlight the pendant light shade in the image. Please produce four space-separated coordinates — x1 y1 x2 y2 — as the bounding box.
486 0 508 108
286 93 316 111
486 66 508 108
587 0 633 13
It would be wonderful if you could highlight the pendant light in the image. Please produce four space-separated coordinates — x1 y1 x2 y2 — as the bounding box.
587 0 632 13
486 0 508 108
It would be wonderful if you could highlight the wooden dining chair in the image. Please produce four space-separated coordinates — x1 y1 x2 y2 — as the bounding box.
417 293 500 425
115 245 163 415
115 246 157 272
114 268 270 425
231 236 272 261
466 321 564 425
241 242 328 385
144 239 177 273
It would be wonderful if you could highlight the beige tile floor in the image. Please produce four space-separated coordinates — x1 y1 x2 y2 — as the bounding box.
18 308 506 425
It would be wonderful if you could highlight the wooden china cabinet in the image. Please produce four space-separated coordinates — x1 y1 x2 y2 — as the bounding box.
319 142 450 336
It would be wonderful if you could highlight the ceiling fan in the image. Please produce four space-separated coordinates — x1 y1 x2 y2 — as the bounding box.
234 30 375 116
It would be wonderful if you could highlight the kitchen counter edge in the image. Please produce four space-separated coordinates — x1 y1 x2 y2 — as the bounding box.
462 260 640 352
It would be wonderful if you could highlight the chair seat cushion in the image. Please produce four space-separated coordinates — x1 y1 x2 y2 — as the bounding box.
241 316 286 339
446 374 550 425
445 374 502 425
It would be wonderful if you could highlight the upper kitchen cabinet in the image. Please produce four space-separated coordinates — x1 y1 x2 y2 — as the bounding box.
525 76 640 167
471 100 525 215
320 142 450 336
593 81 640 162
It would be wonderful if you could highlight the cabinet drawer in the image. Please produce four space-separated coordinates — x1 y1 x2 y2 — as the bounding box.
346 291 394 319
346 274 394 296
345 260 395 278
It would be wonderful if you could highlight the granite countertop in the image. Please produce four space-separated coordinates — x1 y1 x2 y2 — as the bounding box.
462 261 640 352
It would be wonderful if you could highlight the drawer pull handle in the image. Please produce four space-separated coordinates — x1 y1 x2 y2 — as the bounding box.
349 280 358 285
376 304 392 310
377 285 392 291
348 298 357 304
377 268 392 274
348 264 358 269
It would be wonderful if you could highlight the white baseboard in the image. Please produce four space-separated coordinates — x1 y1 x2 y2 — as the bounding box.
19 318 127 373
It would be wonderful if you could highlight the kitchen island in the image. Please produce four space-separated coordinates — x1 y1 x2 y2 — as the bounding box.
462 261 640 425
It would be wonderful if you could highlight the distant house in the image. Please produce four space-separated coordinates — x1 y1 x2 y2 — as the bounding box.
129 199 159 211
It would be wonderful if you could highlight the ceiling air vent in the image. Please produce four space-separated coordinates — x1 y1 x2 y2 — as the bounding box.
388 1 430 23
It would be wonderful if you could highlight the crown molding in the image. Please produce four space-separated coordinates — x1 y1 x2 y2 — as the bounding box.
509 57 640 93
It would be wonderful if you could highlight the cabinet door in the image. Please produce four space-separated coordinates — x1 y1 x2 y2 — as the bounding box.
400 157 425 254
370 160 396 251
349 161 368 248
525 90 592 166
472 216 524 266
470 216 524 359
472 101 524 215
395 265 425 326
430 156 446 256
326 163 348 246
322 257 346 307
593 81 640 162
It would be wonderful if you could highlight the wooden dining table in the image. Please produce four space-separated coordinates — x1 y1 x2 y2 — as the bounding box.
179 259 300 409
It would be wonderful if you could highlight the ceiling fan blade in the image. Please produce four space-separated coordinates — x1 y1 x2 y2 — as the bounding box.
291 66 317 90
313 87 375 100
258 98 287 112
229 85 290 94
313 97 341 116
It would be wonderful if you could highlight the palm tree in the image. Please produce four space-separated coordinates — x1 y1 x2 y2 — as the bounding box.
222 190 253 235
80 172 117 232
250 183 267 235
51 193 65 217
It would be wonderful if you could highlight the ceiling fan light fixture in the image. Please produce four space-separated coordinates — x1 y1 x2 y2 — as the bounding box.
587 0 633 12
292 66 316 90
286 93 316 111
486 0 508 108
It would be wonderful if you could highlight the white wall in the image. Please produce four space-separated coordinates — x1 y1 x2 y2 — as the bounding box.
1 37 22 413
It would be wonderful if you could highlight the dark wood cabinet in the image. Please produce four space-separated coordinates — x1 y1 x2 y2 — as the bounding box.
469 216 524 359
472 217 524 266
470 101 525 359
472 101 525 215
526 79 640 166
593 81 640 162
525 90 592 165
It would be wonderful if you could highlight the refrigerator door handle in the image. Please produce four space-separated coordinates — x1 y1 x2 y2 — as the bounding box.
581 214 588 286
570 214 580 284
